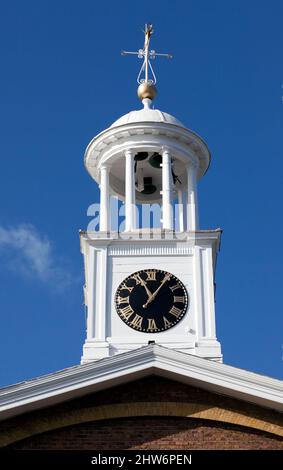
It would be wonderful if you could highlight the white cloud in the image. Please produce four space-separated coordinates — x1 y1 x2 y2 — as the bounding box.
0 224 78 291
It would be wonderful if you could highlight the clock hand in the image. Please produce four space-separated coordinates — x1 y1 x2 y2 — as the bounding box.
136 274 153 299
143 273 171 308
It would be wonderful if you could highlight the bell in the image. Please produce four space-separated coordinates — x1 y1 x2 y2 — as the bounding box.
141 176 156 195
135 152 148 161
149 152 162 168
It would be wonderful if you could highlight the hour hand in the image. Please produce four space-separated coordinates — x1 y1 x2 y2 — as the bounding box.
135 275 152 300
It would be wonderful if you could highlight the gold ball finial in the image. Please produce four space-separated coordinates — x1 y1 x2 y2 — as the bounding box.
137 82 157 101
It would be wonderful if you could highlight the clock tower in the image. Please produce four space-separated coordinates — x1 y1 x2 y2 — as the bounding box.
81 25 222 363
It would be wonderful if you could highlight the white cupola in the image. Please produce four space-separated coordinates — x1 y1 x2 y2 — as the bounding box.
85 95 210 231
80 24 222 363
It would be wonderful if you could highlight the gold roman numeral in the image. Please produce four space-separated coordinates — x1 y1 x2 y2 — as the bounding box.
163 316 173 329
147 318 158 331
119 305 134 320
129 314 143 330
164 273 172 282
169 283 180 292
131 274 142 285
120 282 134 293
173 296 185 304
116 295 130 305
146 270 156 281
169 306 183 318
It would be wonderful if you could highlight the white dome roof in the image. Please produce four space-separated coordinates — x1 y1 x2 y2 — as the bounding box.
110 107 185 128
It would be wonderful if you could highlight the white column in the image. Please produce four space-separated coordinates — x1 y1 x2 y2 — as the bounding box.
161 148 173 230
178 189 184 232
183 190 188 233
186 163 199 231
125 149 136 232
204 246 216 339
86 246 96 340
95 247 108 341
99 164 109 231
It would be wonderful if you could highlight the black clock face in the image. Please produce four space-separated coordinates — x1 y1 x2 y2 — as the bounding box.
115 269 189 333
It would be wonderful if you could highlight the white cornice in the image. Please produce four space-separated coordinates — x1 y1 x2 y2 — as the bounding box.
79 229 222 244
0 345 282 421
84 122 211 184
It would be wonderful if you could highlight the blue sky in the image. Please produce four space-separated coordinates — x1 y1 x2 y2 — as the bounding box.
0 0 283 385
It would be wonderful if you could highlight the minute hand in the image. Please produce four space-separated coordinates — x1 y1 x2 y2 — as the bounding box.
143 274 171 308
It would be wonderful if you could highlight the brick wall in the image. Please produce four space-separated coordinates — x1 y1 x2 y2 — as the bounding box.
9 416 283 450
1 376 283 450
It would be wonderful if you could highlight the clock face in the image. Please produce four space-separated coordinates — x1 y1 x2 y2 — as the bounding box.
115 269 189 333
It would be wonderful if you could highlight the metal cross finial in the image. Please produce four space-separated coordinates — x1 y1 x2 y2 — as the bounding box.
121 24 172 85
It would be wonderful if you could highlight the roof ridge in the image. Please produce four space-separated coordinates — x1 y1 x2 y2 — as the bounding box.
0 345 283 422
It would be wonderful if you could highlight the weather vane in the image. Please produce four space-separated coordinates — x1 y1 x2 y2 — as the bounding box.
121 24 172 86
